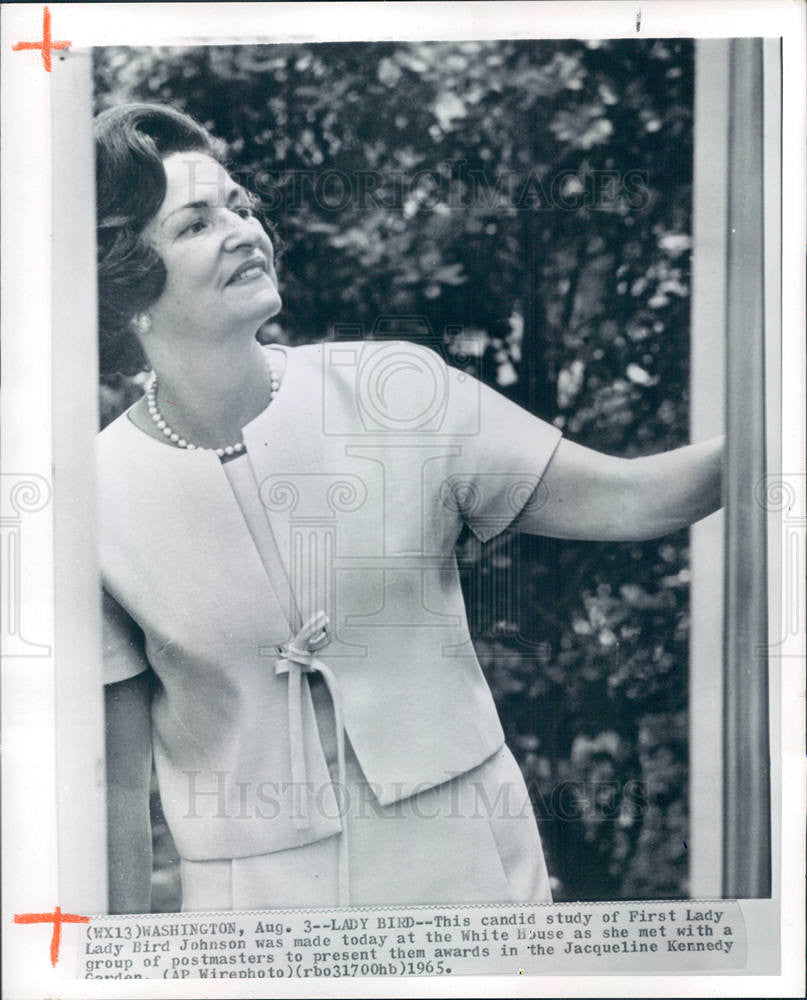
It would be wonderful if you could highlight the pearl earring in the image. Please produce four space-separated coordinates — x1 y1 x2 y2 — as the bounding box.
132 313 152 336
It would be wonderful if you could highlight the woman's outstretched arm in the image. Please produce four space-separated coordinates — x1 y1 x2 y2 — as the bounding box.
516 435 724 541
105 672 153 914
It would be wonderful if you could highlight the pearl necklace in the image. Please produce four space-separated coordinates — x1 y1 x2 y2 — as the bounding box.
145 355 280 458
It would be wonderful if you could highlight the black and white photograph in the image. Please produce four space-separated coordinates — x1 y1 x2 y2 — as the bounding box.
92 36 734 915
1 2 804 997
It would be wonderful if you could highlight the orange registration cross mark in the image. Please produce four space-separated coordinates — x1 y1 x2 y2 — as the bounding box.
14 907 90 967
11 7 70 73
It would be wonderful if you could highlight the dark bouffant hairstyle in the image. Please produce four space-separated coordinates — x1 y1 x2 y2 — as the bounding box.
94 103 226 374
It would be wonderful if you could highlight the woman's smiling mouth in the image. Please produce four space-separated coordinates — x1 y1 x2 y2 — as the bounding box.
227 258 267 285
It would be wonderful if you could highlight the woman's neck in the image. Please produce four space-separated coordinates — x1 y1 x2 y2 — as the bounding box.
144 338 277 450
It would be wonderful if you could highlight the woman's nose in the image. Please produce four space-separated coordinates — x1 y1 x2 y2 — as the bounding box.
221 212 258 250
221 212 274 263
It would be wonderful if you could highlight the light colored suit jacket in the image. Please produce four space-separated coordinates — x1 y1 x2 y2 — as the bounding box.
98 341 562 861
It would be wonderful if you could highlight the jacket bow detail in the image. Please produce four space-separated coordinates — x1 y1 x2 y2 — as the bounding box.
276 611 350 904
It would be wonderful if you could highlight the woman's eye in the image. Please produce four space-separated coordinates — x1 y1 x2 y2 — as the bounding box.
234 205 255 220
182 218 208 236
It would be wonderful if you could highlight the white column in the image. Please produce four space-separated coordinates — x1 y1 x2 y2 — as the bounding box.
722 37 771 899
51 49 108 913
688 38 728 899
761 36 783 906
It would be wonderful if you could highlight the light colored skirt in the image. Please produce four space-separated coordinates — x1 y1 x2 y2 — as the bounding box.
180 737 551 911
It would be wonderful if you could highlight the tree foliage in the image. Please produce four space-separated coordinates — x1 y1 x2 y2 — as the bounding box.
95 37 694 903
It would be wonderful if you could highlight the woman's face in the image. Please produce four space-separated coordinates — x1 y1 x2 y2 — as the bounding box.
140 151 281 341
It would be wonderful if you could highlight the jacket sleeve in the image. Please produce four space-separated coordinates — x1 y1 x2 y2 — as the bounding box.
431 348 563 542
102 588 151 685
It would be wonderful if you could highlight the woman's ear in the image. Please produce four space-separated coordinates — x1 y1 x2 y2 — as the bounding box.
130 312 152 337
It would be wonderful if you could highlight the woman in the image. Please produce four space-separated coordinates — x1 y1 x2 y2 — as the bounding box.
98 103 723 914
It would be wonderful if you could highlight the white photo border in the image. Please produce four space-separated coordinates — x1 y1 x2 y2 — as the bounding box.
2 3 804 998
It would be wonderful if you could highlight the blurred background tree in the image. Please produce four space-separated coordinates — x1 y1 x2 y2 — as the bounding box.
94 37 694 905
